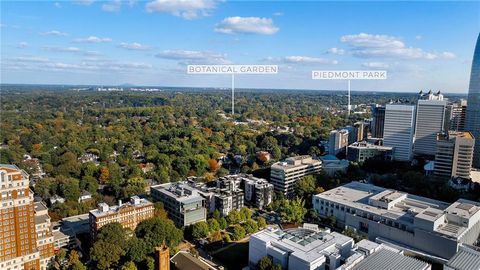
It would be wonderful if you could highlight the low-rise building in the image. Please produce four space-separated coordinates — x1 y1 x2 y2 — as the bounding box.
347 141 393 163
89 196 154 237
320 155 349 176
151 183 206 227
270 155 322 197
78 190 92 203
444 244 480 270
313 182 480 259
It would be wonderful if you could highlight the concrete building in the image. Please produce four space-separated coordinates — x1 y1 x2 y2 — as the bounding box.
449 100 468 131
414 97 447 157
329 129 350 156
383 104 416 161
241 175 274 209
347 142 393 163
320 155 349 176
444 244 480 270
89 196 154 237
249 224 430 270
270 156 322 197
249 226 354 270
433 131 475 181
0 164 55 270
353 122 366 142
313 182 480 259
151 182 206 227
371 105 386 138
465 33 480 168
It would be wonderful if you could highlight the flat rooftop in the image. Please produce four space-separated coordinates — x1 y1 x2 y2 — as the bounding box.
151 182 204 204
271 155 321 170
89 198 153 218
348 142 392 150
314 182 480 239
351 249 429 270
252 227 352 263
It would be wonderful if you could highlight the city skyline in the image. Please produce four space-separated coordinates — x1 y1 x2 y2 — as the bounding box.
1 0 479 93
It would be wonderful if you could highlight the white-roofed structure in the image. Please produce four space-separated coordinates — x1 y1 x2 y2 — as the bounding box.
445 245 480 270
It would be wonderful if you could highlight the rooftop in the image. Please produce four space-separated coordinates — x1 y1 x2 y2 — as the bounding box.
351 249 429 270
445 245 480 270
348 141 392 151
151 182 204 204
271 155 321 170
170 251 216 270
89 196 153 218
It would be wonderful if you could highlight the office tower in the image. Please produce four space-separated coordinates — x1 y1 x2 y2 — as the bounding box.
328 129 349 156
89 196 154 237
371 105 386 138
450 100 468 131
433 131 475 181
383 104 416 161
465 33 480 168
270 155 322 197
414 95 447 157
0 164 54 270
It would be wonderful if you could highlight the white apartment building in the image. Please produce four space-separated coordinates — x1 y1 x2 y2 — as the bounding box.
414 99 447 157
313 182 480 259
270 155 322 197
383 104 416 161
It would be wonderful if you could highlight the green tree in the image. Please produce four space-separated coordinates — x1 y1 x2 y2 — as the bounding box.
121 261 138 270
279 197 307 224
219 217 227 230
257 256 273 270
192 221 210 239
232 225 246 240
90 222 128 270
127 237 149 263
227 209 240 225
240 207 252 221
257 217 267 229
135 217 183 251
243 219 258 234
207 218 220 232
296 175 316 199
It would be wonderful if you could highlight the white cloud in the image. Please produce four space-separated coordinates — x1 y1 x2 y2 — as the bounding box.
274 56 338 65
340 33 456 60
273 12 283 16
145 0 216 20
74 36 112 43
54 2 61 8
215 17 279 35
74 0 95 6
440 52 456 59
327 48 345 55
42 46 101 56
14 56 50 63
362 62 389 69
156 49 230 64
102 0 122 12
40 30 68 36
17 42 29 49
415 35 422 40
118 42 151 50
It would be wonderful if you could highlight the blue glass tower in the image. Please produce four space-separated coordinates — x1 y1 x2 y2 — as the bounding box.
466 33 480 168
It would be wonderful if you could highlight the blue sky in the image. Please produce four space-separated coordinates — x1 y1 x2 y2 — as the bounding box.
1 0 479 92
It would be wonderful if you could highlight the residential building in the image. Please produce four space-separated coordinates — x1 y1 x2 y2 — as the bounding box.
444 244 480 270
249 224 430 270
320 155 349 176
371 105 386 138
466 33 480 168
89 196 154 237
383 104 416 161
354 121 366 142
414 97 447 157
241 175 274 209
151 182 206 227
329 129 349 156
78 190 92 203
347 142 393 163
449 100 468 131
313 182 480 259
0 164 55 270
433 131 475 181
270 156 322 197
34 202 55 269
51 225 76 251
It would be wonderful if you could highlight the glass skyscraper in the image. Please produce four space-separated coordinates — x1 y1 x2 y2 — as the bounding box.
466 33 480 168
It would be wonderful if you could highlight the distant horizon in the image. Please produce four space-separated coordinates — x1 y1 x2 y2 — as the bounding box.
0 82 469 95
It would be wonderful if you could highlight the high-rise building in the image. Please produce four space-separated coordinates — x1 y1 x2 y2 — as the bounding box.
449 100 468 131
270 156 322 197
371 105 386 138
383 104 416 161
329 129 349 156
353 121 366 142
433 131 475 181
89 196 154 237
0 164 54 270
414 96 447 157
465 33 480 168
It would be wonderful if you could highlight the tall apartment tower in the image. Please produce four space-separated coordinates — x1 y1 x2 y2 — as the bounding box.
0 164 54 270
270 156 322 197
433 131 475 181
383 104 416 161
329 129 349 156
371 105 385 138
414 93 447 157
449 100 468 131
465 33 480 168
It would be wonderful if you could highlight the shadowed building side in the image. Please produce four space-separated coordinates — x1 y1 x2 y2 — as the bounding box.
466 33 480 168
